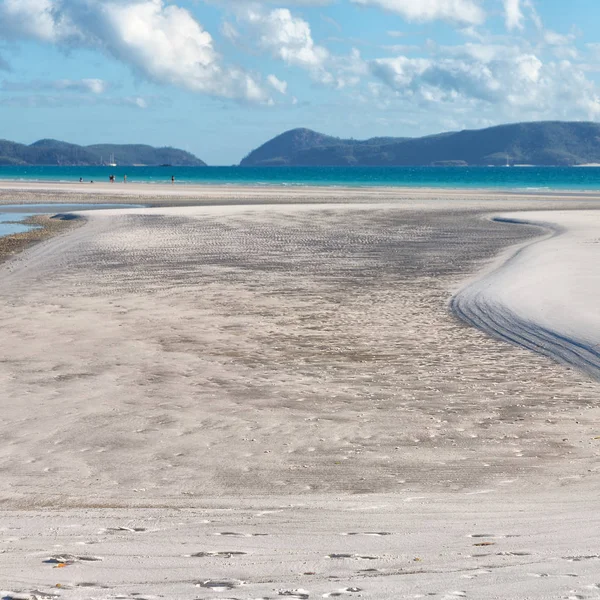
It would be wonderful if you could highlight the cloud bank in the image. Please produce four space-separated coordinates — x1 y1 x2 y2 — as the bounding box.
350 0 485 25
1 0 599 130
0 0 270 103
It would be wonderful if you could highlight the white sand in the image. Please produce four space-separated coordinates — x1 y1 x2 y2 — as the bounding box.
1 188 600 599
453 210 600 379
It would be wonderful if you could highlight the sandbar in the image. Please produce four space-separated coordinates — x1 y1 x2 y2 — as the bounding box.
0 184 600 599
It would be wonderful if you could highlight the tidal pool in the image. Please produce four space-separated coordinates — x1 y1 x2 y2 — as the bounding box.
0 204 142 239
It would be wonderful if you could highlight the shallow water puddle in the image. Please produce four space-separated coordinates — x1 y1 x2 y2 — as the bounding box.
0 203 142 239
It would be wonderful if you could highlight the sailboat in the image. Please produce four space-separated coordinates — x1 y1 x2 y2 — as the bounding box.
108 153 117 167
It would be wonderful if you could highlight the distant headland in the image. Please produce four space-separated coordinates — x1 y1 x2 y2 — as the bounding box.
4 121 600 168
0 139 206 167
240 121 600 167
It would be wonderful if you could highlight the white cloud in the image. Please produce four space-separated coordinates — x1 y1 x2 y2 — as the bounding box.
227 6 333 84
371 55 506 102
369 42 600 124
267 74 288 94
350 0 485 26
227 6 369 90
82 78 108 94
1 78 109 93
387 30 407 38
129 96 148 109
220 20 239 41
331 48 369 88
522 0 542 30
544 30 575 46
0 93 155 108
0 0 270 103
0 0 74 42
503 0 524 30
439 42 523 63
90 0 268 101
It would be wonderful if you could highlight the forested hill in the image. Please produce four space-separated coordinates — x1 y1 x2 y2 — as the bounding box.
0 139 206 166
240 122 600 167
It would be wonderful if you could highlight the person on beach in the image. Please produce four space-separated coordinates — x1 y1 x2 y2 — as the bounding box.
79 177 83 183
171 175 175 184
124 174 127 183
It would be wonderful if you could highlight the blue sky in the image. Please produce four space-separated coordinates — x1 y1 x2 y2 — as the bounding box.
1 0 599 164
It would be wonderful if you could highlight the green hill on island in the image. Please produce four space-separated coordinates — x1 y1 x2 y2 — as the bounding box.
240 121 600 167
0 139 206 166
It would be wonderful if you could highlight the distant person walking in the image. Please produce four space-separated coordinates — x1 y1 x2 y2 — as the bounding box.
171 175 175 184
124 174 127 183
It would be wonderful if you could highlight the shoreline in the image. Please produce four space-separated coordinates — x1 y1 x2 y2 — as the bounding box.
3 179 600 199
0 213 83 265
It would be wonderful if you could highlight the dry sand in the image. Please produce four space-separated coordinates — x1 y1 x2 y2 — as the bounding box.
0 185 600 599
453 210 600 379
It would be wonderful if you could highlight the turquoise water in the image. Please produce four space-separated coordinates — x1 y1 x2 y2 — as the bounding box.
0 204 141 239
0 212 40 236
3 165 600 189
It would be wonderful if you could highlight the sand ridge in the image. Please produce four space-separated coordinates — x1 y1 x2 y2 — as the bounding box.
453 210 600 379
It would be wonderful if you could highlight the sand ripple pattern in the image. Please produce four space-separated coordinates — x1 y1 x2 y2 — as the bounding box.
0 204 599 508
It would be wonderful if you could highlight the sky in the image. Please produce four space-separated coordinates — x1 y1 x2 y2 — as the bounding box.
1 0 600 164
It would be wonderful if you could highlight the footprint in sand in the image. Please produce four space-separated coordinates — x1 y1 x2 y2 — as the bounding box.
322 587 362 597
108 596 159 600
468 533 513 540
359 568 380 573
196 579 243 591
44 554 103 566
327 553 378 560
529 573 578 579
461 569 492 579
341 532 391 536
188 551 247 558
278 590 310 599
215 531 268 537
2 592 60 600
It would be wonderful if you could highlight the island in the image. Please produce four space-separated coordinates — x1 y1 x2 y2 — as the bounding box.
240 121 600 167
0 139 206 166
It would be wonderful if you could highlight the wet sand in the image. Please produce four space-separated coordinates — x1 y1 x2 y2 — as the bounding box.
0 214 82 264
0 187 600 599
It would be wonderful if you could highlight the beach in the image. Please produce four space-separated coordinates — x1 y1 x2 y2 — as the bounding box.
1 184 600 599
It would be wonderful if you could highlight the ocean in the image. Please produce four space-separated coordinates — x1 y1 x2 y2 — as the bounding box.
3 165 600 190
